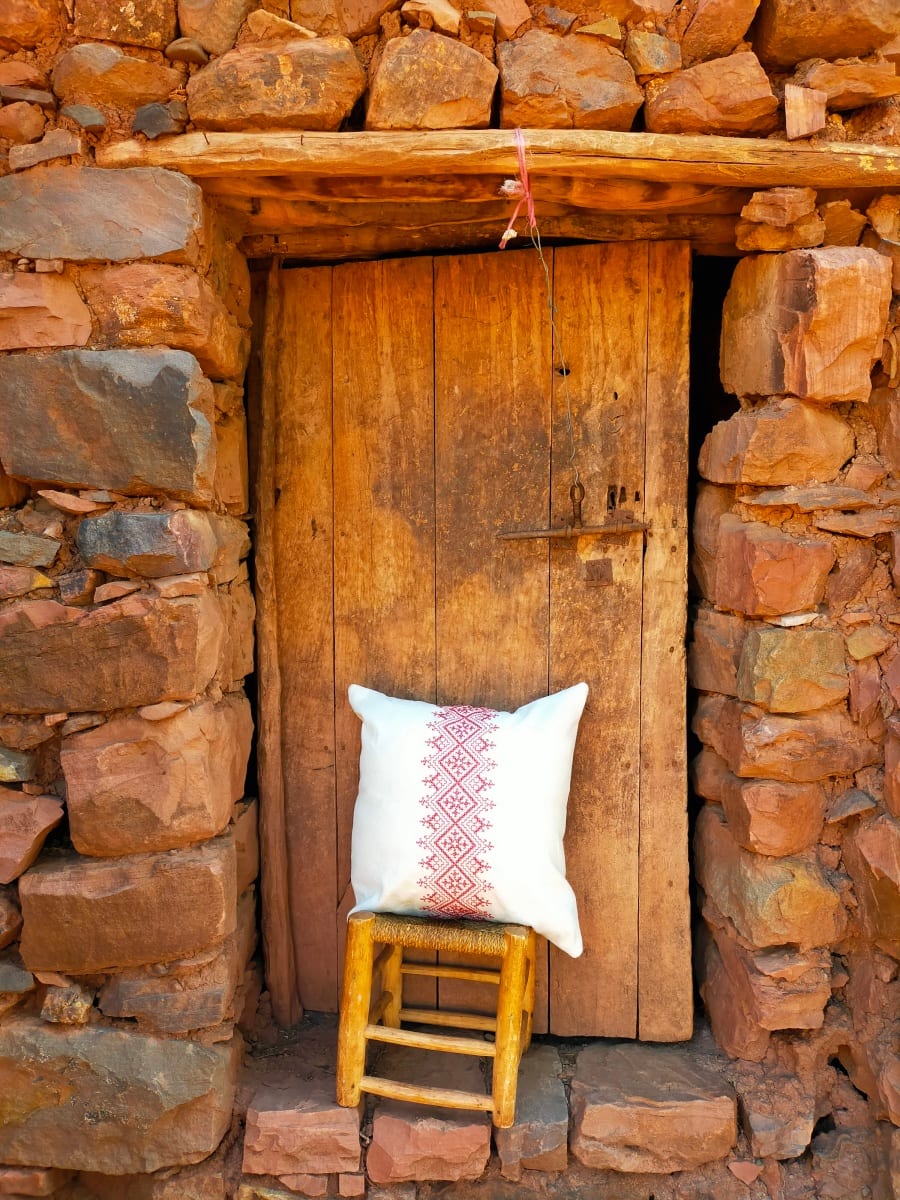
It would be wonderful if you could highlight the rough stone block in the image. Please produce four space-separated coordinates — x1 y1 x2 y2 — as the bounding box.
52 43 183 108
494 1044 567 1181
0 789 63 884
9 128 82 172
243 1076 361 1176
98 886 256 1032
842 814 900 958
215 406 250 516
62 695 251 856
0 349 215 504
736 627 848 713
80 263 248 380
694 805 844 949
367 29 498 130
233 797 260 894
734 1064 815 1159
18 834 236 973
570 1041 737 1172
713 516 836 617
793 56 900 111
720 248 892 403
0 566 53 599
699 400 854 486
177 0 255 54
0 1165 74 1195
0 273 90 351
0 887 22 950
688 607 747 695
644 51 778 135
624 30 681 76
0 1014 240 1173
41 980 95 1025
498 31 642 130
0 99 46 142
366 1051 490 1183
719 772 827 857
74 0 176 48
0 746 35 782
691 482 734 599
753 0 900 67
0 167 206 265
0 531 59 569
699 936 771 1062
0 0 63 49
694 693 879 782
681 0 760 64
76 509 219 579
0 593 224 714
187 37 366 131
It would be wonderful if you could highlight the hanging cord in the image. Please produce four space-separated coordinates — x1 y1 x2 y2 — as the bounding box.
500 130 581 505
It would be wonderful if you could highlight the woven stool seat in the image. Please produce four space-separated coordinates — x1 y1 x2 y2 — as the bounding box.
336 910 536 1128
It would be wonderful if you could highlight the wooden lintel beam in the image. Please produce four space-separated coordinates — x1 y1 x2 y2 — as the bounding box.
97 129 900 190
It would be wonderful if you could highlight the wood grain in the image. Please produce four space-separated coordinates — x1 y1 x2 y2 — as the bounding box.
548 243 648 1036
637 241 693 1041
273 267 338 1013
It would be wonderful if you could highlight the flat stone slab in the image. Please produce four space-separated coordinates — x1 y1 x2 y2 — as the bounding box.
495 1043 568 1180
243 1075 360 1177
570 1041 737 1173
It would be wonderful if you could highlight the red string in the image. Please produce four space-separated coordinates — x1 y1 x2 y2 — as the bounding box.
499 128 535 249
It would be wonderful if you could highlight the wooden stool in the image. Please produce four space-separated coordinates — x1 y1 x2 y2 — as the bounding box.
336 911 536 1128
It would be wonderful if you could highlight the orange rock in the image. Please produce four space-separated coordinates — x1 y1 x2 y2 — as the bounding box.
720 248 892 403
243 1075 361 1176
681 0 760 64
0 0 64 49
735 213 825 252
0 1166 74 1194
719 771 828 857
793 56 900 111
0 273 90 352
694 805 845 949
783 82 827 140
753 0 900 68
736 627 848 713
691 482 734 600
187 38 366 131
52 43 184 109
645 51 778 135
699 935 771 1061
0 567 53 600
0 888 22 950
0 789 63 884
471 0 531 38
177 0 255 54
19 834 236 973
624 31 681 76
688 607 747 695
367 29 499 131
693 694 880 782
215 406 250 516
820 199 867 247
699 402 854 486
712 518 833 618
0 100 45 143
233 797 260 894
869 386 900 471
842 814 900 958
74 0 176 48
498 31 642 130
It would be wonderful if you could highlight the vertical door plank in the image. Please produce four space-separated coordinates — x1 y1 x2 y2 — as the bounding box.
333 257 438 1009
434 249 552 1029
638 241 693 1041
548 242 649 1036
273 267 337 1013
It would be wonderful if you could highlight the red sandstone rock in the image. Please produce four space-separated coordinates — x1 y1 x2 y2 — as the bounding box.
0 1165 74 1195
177 0 254 54
52 43 183 109
644 51 777 135
842 815 900 958
720 773 827 856
694 694 880 781
736 627 848 713
720 248 892 403
681 0 760 64
0 100 45 143
233 798 260 894
820 199 867 247
8 127 81 172
699 401 854 486
188 38 365 132
691 482 734 599
215 406 250 516
367 29 498 131
688 607 747 695
494 1045 568 1180
731 1061 816 1158
0 273 90 352
74 0 176 48
570 1041 737 1172
0 0 63 49
76 509 219 578
63 695 251 857
624 31 681 76
469 0 530 38
753 0 900 67
0 593 224 715
0 789 63 884
793 56 900 112
741 186 816 228
713 517 836 617
0 567 53 599
0 1014 240 1173
869 386 900 472
0 467 28 510
0 888 22 950
0 349 215 504
19 834 236 973
735 213 825 253
694 805 845 949
80 263 248 381
0 167 207 265
338 1174 366 1197
243 1076 361 1176
699 936 771 1061
497 31 642 130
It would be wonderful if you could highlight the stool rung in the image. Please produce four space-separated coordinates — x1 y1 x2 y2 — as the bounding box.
401 963 500 985
360 1075 494 1112
399 1006 497 1033
365 1023 495 1056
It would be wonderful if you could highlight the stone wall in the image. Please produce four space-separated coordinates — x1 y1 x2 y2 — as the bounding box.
690 240 900 1188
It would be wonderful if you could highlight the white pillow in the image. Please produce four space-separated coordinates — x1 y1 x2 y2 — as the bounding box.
348 683 587 958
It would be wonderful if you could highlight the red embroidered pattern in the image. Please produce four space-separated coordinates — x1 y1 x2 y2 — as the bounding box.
417 706 497 919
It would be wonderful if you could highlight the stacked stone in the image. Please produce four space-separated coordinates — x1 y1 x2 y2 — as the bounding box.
0 154 258 1193
1 0 899 151
690 226 900 1180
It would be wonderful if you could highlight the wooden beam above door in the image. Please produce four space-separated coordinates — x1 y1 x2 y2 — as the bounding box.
98 129 900 260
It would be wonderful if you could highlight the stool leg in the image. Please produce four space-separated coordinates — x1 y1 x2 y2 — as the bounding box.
381 943 403 1028
492 926 529 1128
522 929 536 1053
336 911 376 1107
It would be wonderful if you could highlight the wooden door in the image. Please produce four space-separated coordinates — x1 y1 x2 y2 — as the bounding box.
257 242 692 1039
